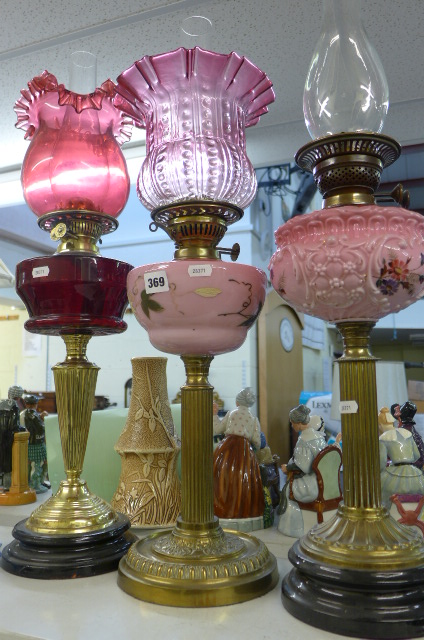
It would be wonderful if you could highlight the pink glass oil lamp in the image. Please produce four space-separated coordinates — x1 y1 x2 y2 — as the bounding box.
114 46 278 606
269 2 424 637
1 54 137 579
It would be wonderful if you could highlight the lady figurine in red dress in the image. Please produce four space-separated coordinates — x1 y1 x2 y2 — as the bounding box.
213 388 264 519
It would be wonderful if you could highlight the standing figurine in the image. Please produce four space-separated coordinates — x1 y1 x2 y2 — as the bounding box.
213 388 264 519
22 395 49 493
8 385 26 414
0 388 26 490
391 401 424 469
379 425 424 508
278 404 327 537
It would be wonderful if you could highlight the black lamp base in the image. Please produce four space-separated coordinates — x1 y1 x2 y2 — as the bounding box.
282 540 424 640
1 514 137 579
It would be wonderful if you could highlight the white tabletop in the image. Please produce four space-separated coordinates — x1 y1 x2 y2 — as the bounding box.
0 496 421 640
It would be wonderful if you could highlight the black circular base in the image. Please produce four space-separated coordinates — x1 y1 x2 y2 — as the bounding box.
282 540 424 639
1 514 138 579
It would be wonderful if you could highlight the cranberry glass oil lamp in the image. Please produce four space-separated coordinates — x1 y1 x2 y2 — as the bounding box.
1 56 137 578
269 2 424 637
113 46 278 606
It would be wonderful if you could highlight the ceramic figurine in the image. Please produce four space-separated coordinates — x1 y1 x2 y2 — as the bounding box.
379 426 424 508
22 395 49 494
0 387 28 490
391 401 424 468
378 406 396 435
278 404 327 537
8 385 26 414
212 401 224 450
213 388 265 520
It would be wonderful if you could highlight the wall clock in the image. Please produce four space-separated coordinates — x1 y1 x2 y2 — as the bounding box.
280 317 294 352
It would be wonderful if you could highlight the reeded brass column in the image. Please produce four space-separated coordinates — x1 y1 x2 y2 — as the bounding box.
180 355 214 526
54 334 98 479
24 333 119 535
338 321 381 511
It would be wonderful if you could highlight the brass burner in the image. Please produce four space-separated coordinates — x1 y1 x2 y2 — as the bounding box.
38 210 118 255
150 200 243 260
295 132 401 208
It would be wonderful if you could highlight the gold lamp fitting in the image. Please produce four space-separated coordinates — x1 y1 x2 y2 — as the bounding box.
150 200 243 260
38 210 118 255
295 132 401 209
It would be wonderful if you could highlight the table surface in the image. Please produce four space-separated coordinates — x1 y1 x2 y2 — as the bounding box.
0 495 422 640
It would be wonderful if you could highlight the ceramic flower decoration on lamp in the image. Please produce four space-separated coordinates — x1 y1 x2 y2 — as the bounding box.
113 46 278 606
1 53 137 579
269 2 424 638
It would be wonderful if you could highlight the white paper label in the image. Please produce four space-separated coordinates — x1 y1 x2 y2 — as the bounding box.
144 270 169 293
32 266 49 278
188 264 213 277
339 401 358 414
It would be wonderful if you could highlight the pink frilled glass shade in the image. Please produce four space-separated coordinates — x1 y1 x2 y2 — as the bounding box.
14 71 132 218
127 260 266 355
269 204 424 323
114 47 275 210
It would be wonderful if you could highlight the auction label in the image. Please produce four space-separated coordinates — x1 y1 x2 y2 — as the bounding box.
339 400 358 414
32 266 49 278
188 264 213 277
144 270 169 293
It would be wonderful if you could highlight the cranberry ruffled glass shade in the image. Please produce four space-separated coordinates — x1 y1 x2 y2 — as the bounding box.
269 204 424 322
127 260 266 355
115 47 275 211
15 72 132 218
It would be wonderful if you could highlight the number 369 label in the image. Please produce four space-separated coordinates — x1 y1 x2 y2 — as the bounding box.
144 270 169 293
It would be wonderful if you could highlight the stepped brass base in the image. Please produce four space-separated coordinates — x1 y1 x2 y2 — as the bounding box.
25 477 119 535
282 539 424 639
118 518 278 607
1 513 137 579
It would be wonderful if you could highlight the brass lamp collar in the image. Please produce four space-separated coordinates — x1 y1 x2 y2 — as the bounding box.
150 200 243 261
295 132 401 209
38 210 118 255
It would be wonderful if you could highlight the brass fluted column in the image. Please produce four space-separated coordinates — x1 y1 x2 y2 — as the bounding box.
338 321 381 511
180 355 214 526
54 334 98 479
25 333 119 535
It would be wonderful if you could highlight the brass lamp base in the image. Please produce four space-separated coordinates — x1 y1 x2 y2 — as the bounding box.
118 355 278 606
281 321 424 638
118 518 278 607
1 332 137 578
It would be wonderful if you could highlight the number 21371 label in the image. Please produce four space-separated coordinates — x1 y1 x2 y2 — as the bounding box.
144 270 169 293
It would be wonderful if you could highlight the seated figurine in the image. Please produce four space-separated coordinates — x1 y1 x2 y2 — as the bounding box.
22 395 49 493
278 404 328 537
213 388 264 519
